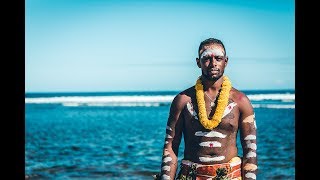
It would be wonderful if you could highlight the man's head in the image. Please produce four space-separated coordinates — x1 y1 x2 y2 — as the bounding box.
198 38 226 58
196 38 228 81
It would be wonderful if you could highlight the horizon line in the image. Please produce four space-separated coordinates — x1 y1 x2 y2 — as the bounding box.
25 88 295 94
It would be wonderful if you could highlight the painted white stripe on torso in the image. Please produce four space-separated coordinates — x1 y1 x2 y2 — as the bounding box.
165 141 168 144
161 174 171 180
162 165 171 171
222 102 237 118
166 126 172 131
187 102 198 120
195 131 227 138
166 134 172 139
199 156 225 162
199 141 221 147
246 142 257 150
245 172 256 179
163 157 173 163
246 151 257 158
244 135 256 140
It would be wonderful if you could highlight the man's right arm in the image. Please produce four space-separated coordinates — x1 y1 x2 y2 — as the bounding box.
159 94 185 180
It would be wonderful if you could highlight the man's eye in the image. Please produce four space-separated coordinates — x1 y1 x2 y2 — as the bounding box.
215 57 224 61
201 57 210 62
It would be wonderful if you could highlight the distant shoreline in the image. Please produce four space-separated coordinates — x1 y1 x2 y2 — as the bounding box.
25 89 295 95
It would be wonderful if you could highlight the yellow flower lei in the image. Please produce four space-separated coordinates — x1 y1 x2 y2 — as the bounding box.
195 76 232 130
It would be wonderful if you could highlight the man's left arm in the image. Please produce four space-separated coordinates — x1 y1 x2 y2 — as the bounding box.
238 94 258 180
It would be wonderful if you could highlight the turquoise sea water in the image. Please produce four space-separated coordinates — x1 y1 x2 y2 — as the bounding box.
25 90 295 179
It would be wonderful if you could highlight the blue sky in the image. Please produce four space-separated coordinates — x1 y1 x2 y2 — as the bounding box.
26 0 294 92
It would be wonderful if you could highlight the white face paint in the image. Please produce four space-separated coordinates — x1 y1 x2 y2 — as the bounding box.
195 131 226 138
199 156 225 162
222 102 237 118
243 114 255 123
166 126 172 131
245 172 256 179
166 134 172 139
163 157 173 163
246 151 257 158
161 174 171 180
244 135 256 140
200 48 224 59
246 142 257 150
199 141 221 147
162 165 171 171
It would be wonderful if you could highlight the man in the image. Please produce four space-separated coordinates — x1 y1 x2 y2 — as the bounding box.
155 38 258 180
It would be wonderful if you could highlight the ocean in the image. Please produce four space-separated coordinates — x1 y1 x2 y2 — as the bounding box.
25 90 295 179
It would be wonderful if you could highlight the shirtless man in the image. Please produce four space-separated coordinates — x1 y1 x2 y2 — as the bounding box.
155 38 258 180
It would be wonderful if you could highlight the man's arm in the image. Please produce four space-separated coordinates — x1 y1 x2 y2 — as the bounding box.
238 94 258 180
159 94 185 180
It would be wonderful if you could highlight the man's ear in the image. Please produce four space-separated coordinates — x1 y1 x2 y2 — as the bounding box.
224 56 228 66
196 58 201 68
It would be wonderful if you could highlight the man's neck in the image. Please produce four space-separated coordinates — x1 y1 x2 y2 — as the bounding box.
201 75 224 92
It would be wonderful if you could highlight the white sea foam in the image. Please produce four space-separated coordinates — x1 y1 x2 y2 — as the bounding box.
247 94 294 101
25 95 174 106
252 104 295 109
25 93 295 108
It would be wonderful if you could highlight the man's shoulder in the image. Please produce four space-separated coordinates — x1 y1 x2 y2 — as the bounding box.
172 86 195 105
230 87 251 105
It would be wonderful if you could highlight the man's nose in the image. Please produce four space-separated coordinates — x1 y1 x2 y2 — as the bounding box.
209 57 218 66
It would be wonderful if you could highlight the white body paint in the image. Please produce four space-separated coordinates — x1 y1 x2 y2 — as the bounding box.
163 157 172 163
246 151 257 158
161 174 171 180
222 102 237 118
243 114 255 123
195 131 226 138
166 134 172 139
246 142 257 150
187 102 198 120
166 126 172 131
199 141 221 147
162 165 171 171
245 172 256 179
165 141 168 144
199 156 225 162
200 48 224 59
244 135 256 140
244 163 258 171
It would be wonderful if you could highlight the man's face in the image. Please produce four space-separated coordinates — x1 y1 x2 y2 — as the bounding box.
197 43 228 81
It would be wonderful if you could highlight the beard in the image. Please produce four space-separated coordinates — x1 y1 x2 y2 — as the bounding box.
202 69 223 81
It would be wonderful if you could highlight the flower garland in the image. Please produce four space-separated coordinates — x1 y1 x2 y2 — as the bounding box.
195 76 232 130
